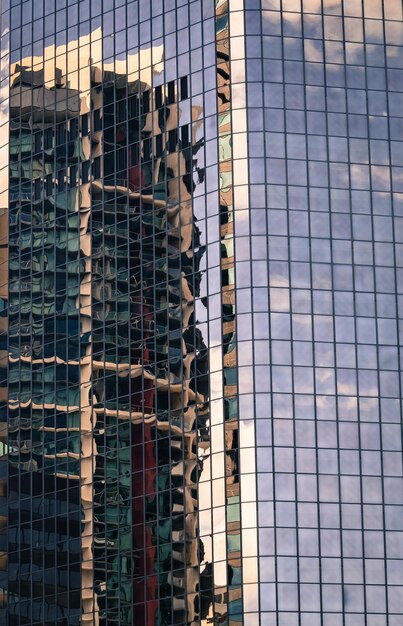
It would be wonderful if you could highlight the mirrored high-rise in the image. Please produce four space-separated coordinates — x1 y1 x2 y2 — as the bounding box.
1 1 403 625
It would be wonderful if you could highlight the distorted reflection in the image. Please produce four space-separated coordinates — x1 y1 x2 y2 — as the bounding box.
7 60 84 624
6 35 212 626
212 0 244 623
89 63 210 625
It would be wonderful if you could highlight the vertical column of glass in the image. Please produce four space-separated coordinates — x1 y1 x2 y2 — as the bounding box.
228 2 262 623
87 13 213 621
77 19 94 624
215 0 244 622
89 53 134 625
185 0 224 621
0 1 8 621
5 4 88 619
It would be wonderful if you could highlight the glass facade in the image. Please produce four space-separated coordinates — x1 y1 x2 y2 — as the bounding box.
0 0 402 625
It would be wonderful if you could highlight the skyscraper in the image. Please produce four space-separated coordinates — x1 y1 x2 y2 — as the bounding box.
0 0 402 625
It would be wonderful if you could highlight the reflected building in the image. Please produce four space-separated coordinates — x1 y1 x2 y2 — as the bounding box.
1 1 403 626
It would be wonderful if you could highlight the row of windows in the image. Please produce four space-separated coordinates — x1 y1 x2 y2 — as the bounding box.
11 163 403 201
4 422 399 456
249 63 403 93
3 343 401 378
7 0 403 33
11 79 188 149
10 139 192 200
3 293 401 325
261 15 402 41
8 8 214 57
7 0 208 33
